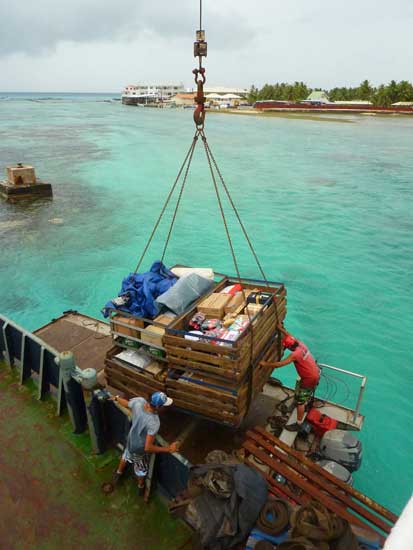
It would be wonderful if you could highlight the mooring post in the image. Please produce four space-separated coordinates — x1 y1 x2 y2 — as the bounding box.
58 351 87 434
80 369 107 455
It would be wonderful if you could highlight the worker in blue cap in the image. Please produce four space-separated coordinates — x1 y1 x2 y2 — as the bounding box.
111 391 179 494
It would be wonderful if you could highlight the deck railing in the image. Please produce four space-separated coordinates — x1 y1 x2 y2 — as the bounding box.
318 363 367 424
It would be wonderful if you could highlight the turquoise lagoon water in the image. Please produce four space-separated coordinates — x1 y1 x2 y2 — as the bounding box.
0 93 412 513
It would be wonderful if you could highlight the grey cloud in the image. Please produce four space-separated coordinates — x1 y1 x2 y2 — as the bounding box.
0 0 255 57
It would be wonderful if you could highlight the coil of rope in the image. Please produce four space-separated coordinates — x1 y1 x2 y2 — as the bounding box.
257 498 291 535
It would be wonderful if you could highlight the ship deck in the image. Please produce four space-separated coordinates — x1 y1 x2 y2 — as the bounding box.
33 312 283 462
1 310 396 545
33 312 363 464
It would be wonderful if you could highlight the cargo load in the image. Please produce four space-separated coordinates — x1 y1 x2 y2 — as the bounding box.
104 268 287 426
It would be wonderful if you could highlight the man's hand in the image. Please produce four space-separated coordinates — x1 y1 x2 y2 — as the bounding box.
260 361 279 368
277 323 288 336
168 441 180 453
109 395 129 409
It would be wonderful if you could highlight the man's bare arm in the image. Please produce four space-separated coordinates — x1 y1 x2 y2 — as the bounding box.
278 323 289 337
110 395 129 409
260 355 295 369
144 434 179 454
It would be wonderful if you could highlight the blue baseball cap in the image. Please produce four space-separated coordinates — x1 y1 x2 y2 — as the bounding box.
150 391 173 408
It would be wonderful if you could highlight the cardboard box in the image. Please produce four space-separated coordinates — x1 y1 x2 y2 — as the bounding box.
245 303 264 318
145 360 165 378
112 315 144 338
154 313 176 327
141 325 165 347
224 292 245 314
197 293 231 318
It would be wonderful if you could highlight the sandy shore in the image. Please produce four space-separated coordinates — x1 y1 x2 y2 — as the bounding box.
208 108 355 123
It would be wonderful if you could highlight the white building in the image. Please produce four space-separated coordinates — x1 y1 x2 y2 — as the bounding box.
122 83 185 104
203 86 248 97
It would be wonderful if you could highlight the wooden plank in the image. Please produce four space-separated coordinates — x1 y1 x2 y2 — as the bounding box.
105 372 160 396
105 366 163 393
167 387 238 414
247 430 393 535
253 426 398 525
251 321 280 361
105 360 165 390
171 396 239 422
244 456 305 505
242 440 383 544
237 361 276 407
105 365 165 393
165 343 237 368
164 333 241 357
105 368 165 393
107 377 151 400
165 355 241 381
166 377 239 403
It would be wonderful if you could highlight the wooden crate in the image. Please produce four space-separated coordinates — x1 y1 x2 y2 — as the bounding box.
164 278 287 384
165 333 281 427
105 346 167 400
111 314 144 338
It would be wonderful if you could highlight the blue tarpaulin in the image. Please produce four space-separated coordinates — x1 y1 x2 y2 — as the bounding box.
102 261 178 319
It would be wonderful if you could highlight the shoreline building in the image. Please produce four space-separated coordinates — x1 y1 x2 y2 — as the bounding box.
302 90 331 104
122 83 185 105
171 86 249 108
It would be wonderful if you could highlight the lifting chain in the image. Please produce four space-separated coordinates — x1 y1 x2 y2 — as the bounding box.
134 0 274 415
193 0 207 129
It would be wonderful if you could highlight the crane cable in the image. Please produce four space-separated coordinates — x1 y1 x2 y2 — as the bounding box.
134 133 199 274
133 0 281 413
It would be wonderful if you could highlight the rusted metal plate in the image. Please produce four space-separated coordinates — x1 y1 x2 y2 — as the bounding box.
34 315 112 372
35 320 94 351
70 335 112 373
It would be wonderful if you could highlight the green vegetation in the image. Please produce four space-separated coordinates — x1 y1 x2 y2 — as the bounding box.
248 80 413 107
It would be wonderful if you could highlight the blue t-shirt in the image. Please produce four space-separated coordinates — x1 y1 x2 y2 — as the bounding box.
126 397 160 455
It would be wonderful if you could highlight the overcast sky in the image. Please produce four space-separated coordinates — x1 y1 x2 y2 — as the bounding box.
0 0 411 92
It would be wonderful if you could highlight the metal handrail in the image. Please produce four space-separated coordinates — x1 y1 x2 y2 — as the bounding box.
318 363 367 424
